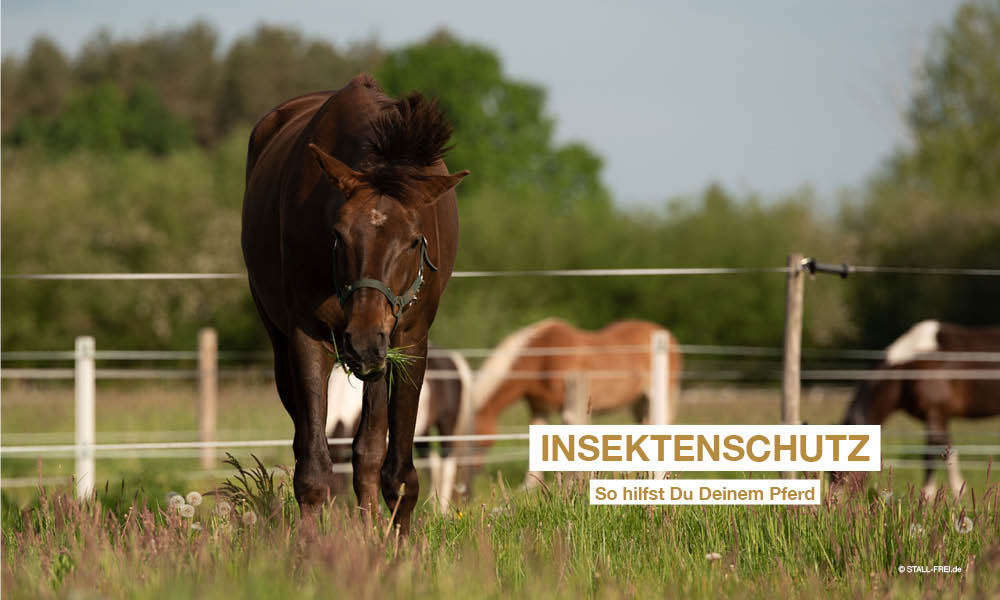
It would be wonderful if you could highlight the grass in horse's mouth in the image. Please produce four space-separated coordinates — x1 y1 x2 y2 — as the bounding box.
328 334 419 389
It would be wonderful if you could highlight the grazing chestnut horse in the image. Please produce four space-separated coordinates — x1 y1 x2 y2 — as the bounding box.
839 320 1000 497
242 74 467 531
474 318 682 438
325 348 474 510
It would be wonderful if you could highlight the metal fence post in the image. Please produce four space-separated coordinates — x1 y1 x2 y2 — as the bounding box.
75 336 96 499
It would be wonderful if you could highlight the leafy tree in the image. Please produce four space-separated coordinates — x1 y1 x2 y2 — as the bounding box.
844 0 1000 347
7 82 193 155
376 30 610 215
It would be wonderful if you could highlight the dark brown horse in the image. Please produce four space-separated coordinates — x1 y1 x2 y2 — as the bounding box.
242 74 467 531
839 320 1000 497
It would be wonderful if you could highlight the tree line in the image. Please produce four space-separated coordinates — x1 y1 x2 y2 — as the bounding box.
2 2 998 357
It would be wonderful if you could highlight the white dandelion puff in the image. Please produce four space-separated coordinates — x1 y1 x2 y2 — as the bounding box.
705 552 722 561
242 510 258 525
954 516 973 534
216 500 233 516
168 494 185 509
178 504 196 518
879 490 893 502
185 491 203 506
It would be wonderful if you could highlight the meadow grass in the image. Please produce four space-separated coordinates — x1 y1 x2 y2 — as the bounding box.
1 458 998 599
2 381 999 597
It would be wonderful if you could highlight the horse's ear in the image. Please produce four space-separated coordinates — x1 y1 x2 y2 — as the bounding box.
308 143 363 198
414 170 470 205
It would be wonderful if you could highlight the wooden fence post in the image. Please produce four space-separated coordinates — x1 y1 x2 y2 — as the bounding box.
781 253 804 478
75 336 96 499
198 328 218 469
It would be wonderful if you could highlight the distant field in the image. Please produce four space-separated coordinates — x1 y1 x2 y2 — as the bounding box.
2 381 997 503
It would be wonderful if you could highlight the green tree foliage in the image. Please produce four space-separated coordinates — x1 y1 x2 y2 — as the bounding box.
844 0 1000 347
1 130 264 352
2 22 382 147
7 82 193 155
376 30 610 216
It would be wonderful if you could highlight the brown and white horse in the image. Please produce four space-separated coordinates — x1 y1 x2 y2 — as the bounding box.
840 320 1000 497
326 349 474 510
473 318 681 483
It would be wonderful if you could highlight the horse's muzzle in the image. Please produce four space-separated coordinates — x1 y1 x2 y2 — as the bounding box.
343 330 387 381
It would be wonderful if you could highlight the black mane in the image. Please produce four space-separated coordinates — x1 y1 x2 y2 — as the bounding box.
362 93 454 198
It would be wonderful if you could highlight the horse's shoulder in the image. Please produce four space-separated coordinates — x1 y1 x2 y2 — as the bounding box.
246 91 335 173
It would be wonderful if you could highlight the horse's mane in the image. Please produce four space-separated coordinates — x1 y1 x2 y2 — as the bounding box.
361 92 455 198
473 318 566 410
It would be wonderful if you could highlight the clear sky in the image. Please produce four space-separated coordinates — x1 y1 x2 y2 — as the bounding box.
1 1 965 206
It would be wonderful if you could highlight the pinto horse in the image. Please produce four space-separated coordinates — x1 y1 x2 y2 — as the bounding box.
325 349 474 511
242 74 467 531
473 318 682 438
839 320 1000 497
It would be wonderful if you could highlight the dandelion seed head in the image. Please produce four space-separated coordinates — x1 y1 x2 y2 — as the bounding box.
879 490 893 502
242 510 258 525
216 500 233 516
705 552 722 561
168 494 185 509
186 491 203 506
954 516 973 534
178 504 195 518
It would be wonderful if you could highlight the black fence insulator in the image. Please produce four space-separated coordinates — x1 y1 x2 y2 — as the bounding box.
802 258 850 279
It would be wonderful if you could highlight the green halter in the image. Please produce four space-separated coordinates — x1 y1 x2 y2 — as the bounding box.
337 235 438 334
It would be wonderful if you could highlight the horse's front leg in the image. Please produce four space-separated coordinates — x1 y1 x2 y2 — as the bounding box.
354 375 389 521
288 326 337 512
380 340 427 535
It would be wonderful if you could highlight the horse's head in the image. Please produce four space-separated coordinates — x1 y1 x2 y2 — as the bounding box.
308 142 467 380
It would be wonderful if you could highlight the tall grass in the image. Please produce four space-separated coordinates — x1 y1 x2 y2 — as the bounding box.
2 461 998 599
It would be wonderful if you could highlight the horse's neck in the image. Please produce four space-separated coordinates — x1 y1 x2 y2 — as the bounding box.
475 379 526 436
848 379 900 426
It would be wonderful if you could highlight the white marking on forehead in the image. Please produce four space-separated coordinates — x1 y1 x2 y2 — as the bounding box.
369 208 387 227
885 320 940 365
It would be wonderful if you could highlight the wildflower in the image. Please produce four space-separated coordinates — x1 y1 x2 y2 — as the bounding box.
168 494 185 509
242 510 258 525
954 516 973 534
879 490 893 502
186 491 203 507
705 552 722 561
908 524 924 537
456 510 464 520
216 500 233 516
178 504 196 518
166 491 182 503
